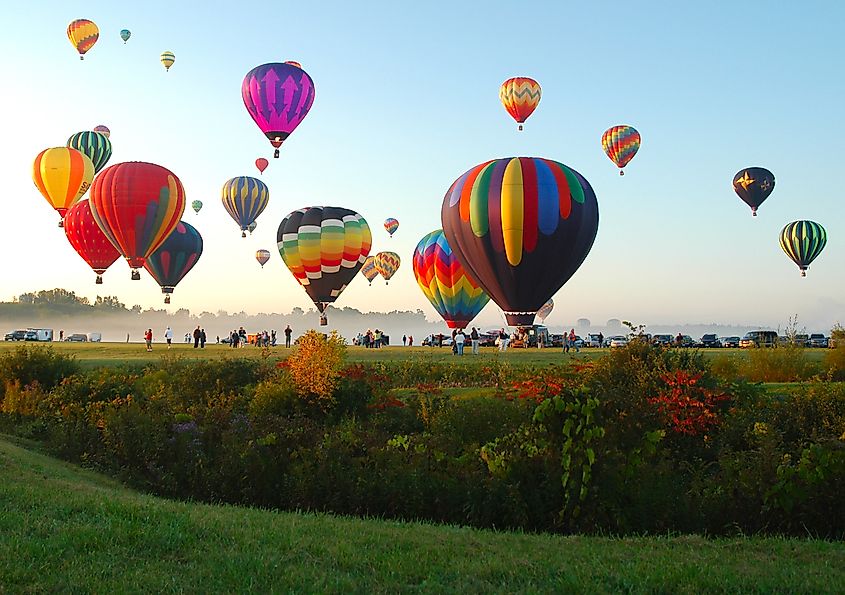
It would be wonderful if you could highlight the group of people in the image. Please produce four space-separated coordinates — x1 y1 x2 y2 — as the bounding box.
140 324 295 350
355 329 387 348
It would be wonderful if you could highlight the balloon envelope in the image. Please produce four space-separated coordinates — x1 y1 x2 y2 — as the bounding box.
441 157 599 326
64 199 120 284
374 251 400 283
779 220 826 277
255 158 269 174
191 200 203 214
242 62 315 157
144 221 203 302
499 77 541 130
384 218 399 237
413 229 489 329
221 176 269 236
32 147 95 222
733 167 775 216
256 249 271 268
93 125 110 138
120 29 131 43
601 126 640 174
536 299 554 323
88 161 186 275
161 51 175 71
67 131 112 174
67 19 98 59
277 206 371 315
360 255 379 285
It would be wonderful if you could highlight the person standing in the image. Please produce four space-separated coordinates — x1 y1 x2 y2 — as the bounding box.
455 328 466 356
408 335 413 347
562 332 570 353
164 326 173 349
144 328 153 352
569 329 580 353
200 328 207 348
470 327 479 355
59 330 64 341
193 325 201 348
284 325 292 348
402 334 407 346
598 332 604 348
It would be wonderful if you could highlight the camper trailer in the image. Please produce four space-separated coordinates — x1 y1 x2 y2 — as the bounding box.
86 332 102 343
26 328 54 342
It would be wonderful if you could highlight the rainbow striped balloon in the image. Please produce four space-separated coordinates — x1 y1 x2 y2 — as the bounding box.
601 125 640 175
360 255 379 285
384 217 399 237
779 220 826 277
67 19 98 60
499 77 541 131
413 229 489 329
374 251 400 284
221 176 269 237
277 207 371 316
441 157 599 326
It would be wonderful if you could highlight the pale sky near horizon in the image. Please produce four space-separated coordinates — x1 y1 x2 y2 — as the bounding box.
2 1 843 332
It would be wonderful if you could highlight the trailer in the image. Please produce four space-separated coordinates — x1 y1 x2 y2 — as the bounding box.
86 332 102 343
26 328 54 342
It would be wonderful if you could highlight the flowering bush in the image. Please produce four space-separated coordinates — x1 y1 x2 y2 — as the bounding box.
283 330 347 408
648 371 730 436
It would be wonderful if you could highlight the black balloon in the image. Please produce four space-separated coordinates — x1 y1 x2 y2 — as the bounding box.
733 167 775 216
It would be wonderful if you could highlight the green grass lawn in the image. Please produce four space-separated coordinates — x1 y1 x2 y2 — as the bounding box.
1 435 843 593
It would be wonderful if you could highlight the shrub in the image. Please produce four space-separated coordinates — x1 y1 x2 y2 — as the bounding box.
739 345 813 383
284 330 347 408
0 345 78 400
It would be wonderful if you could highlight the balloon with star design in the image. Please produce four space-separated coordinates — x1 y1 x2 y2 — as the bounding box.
733 167 775 216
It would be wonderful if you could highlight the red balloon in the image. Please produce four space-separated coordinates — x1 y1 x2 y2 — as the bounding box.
255 158 269 174
89 162 186 279
64 199 120 284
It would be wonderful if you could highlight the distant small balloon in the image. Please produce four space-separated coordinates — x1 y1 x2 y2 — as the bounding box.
248 221 258 234
384 217 399 237
256 249 271 268
161 51 175 72
255 158 269 174
191 200 203 214
93 125 110 138
284 60 302 68
120 29 131 43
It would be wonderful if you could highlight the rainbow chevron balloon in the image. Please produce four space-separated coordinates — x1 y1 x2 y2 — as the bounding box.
360 255 379 285
499 77 541 130
374 251 400 284
413 229 489 329
601 125 640 175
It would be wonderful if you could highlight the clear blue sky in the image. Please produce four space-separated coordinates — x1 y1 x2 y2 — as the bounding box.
2 1 843 331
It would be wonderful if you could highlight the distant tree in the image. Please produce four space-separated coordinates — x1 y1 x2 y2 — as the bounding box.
130 304 142 314
94 295 127 310
17 288 89 306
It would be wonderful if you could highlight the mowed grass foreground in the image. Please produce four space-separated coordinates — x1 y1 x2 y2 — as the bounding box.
0 341 831 369
1 437 843 593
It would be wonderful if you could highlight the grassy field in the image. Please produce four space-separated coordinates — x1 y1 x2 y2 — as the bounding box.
2 435 843 593
0 340 831 369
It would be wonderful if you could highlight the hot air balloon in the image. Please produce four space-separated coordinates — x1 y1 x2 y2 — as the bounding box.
161 51 175 72
255 158 269 174
374 251 400 284
93 125 110 138
120 29 131 43
284 60 302 68
733 167 775 216
384 218 399 237
67 19 98 60
413 229 490 329
277 207 371 324
88 161 186 280
32 147 95 226
248 221 258 234
360 255 379 285
191 200 203 214
779 220 827 277
67 131 112 174
499 77 541 131
256 249 271 268
441 157 599 326
242 62 315 158
63 199 120 284
601 126 640 175
144 221 203 303
536 299 554 323
221 176 269 237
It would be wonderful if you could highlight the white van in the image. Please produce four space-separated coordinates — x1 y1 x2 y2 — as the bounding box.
87 332 102 343
26 328 54 341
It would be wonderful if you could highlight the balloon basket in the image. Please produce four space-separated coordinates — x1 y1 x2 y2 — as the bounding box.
58 220 64 228
80 56 84 61
620 171 625 176
752 210 757 217
95 275 103 285
164 295 171 304
518 124 523 131
801 271 807 277
274 149 280 158
131 270 140 281
241 231 246 238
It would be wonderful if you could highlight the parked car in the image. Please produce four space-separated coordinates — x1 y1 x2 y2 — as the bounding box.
4 330 26 341
64 333 88 342
652 334 673 346
700 334 722 348
740 330 778 348
790 334 810 347
585 334 603 348
674 335 696 347
720 336 740 348
809 333 829 348
609 336 628 348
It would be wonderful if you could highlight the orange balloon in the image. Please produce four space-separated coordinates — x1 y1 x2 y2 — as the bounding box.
32 147 95 225
499 77 541 131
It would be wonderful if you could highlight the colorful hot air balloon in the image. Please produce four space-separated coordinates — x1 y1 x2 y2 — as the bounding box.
277 207 371 323
733 167 775 216
221 176 269 237
499 77 541 131
67 131 112 174
63 199 120 284
255 158 269 174
67 19 98 60
161 51 175 72
32 147 95 226
191 200 203 214
441 157 599 326
413 229 490 329
144 221 203 303
284 60 302 68
360 255 379 285
374 251 400 284
601 126 640 175
779 220 827 277
93 125 110 138
120 29 131 43
242 62 315 158
256 249 271 268
88 162 186 280
384 217 399 238
536 299 554 323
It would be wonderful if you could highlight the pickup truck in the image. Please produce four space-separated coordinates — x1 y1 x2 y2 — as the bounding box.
4 330 26 341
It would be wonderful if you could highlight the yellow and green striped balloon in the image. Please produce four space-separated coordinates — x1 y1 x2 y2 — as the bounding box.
779 220 826 277
221 176 268 237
